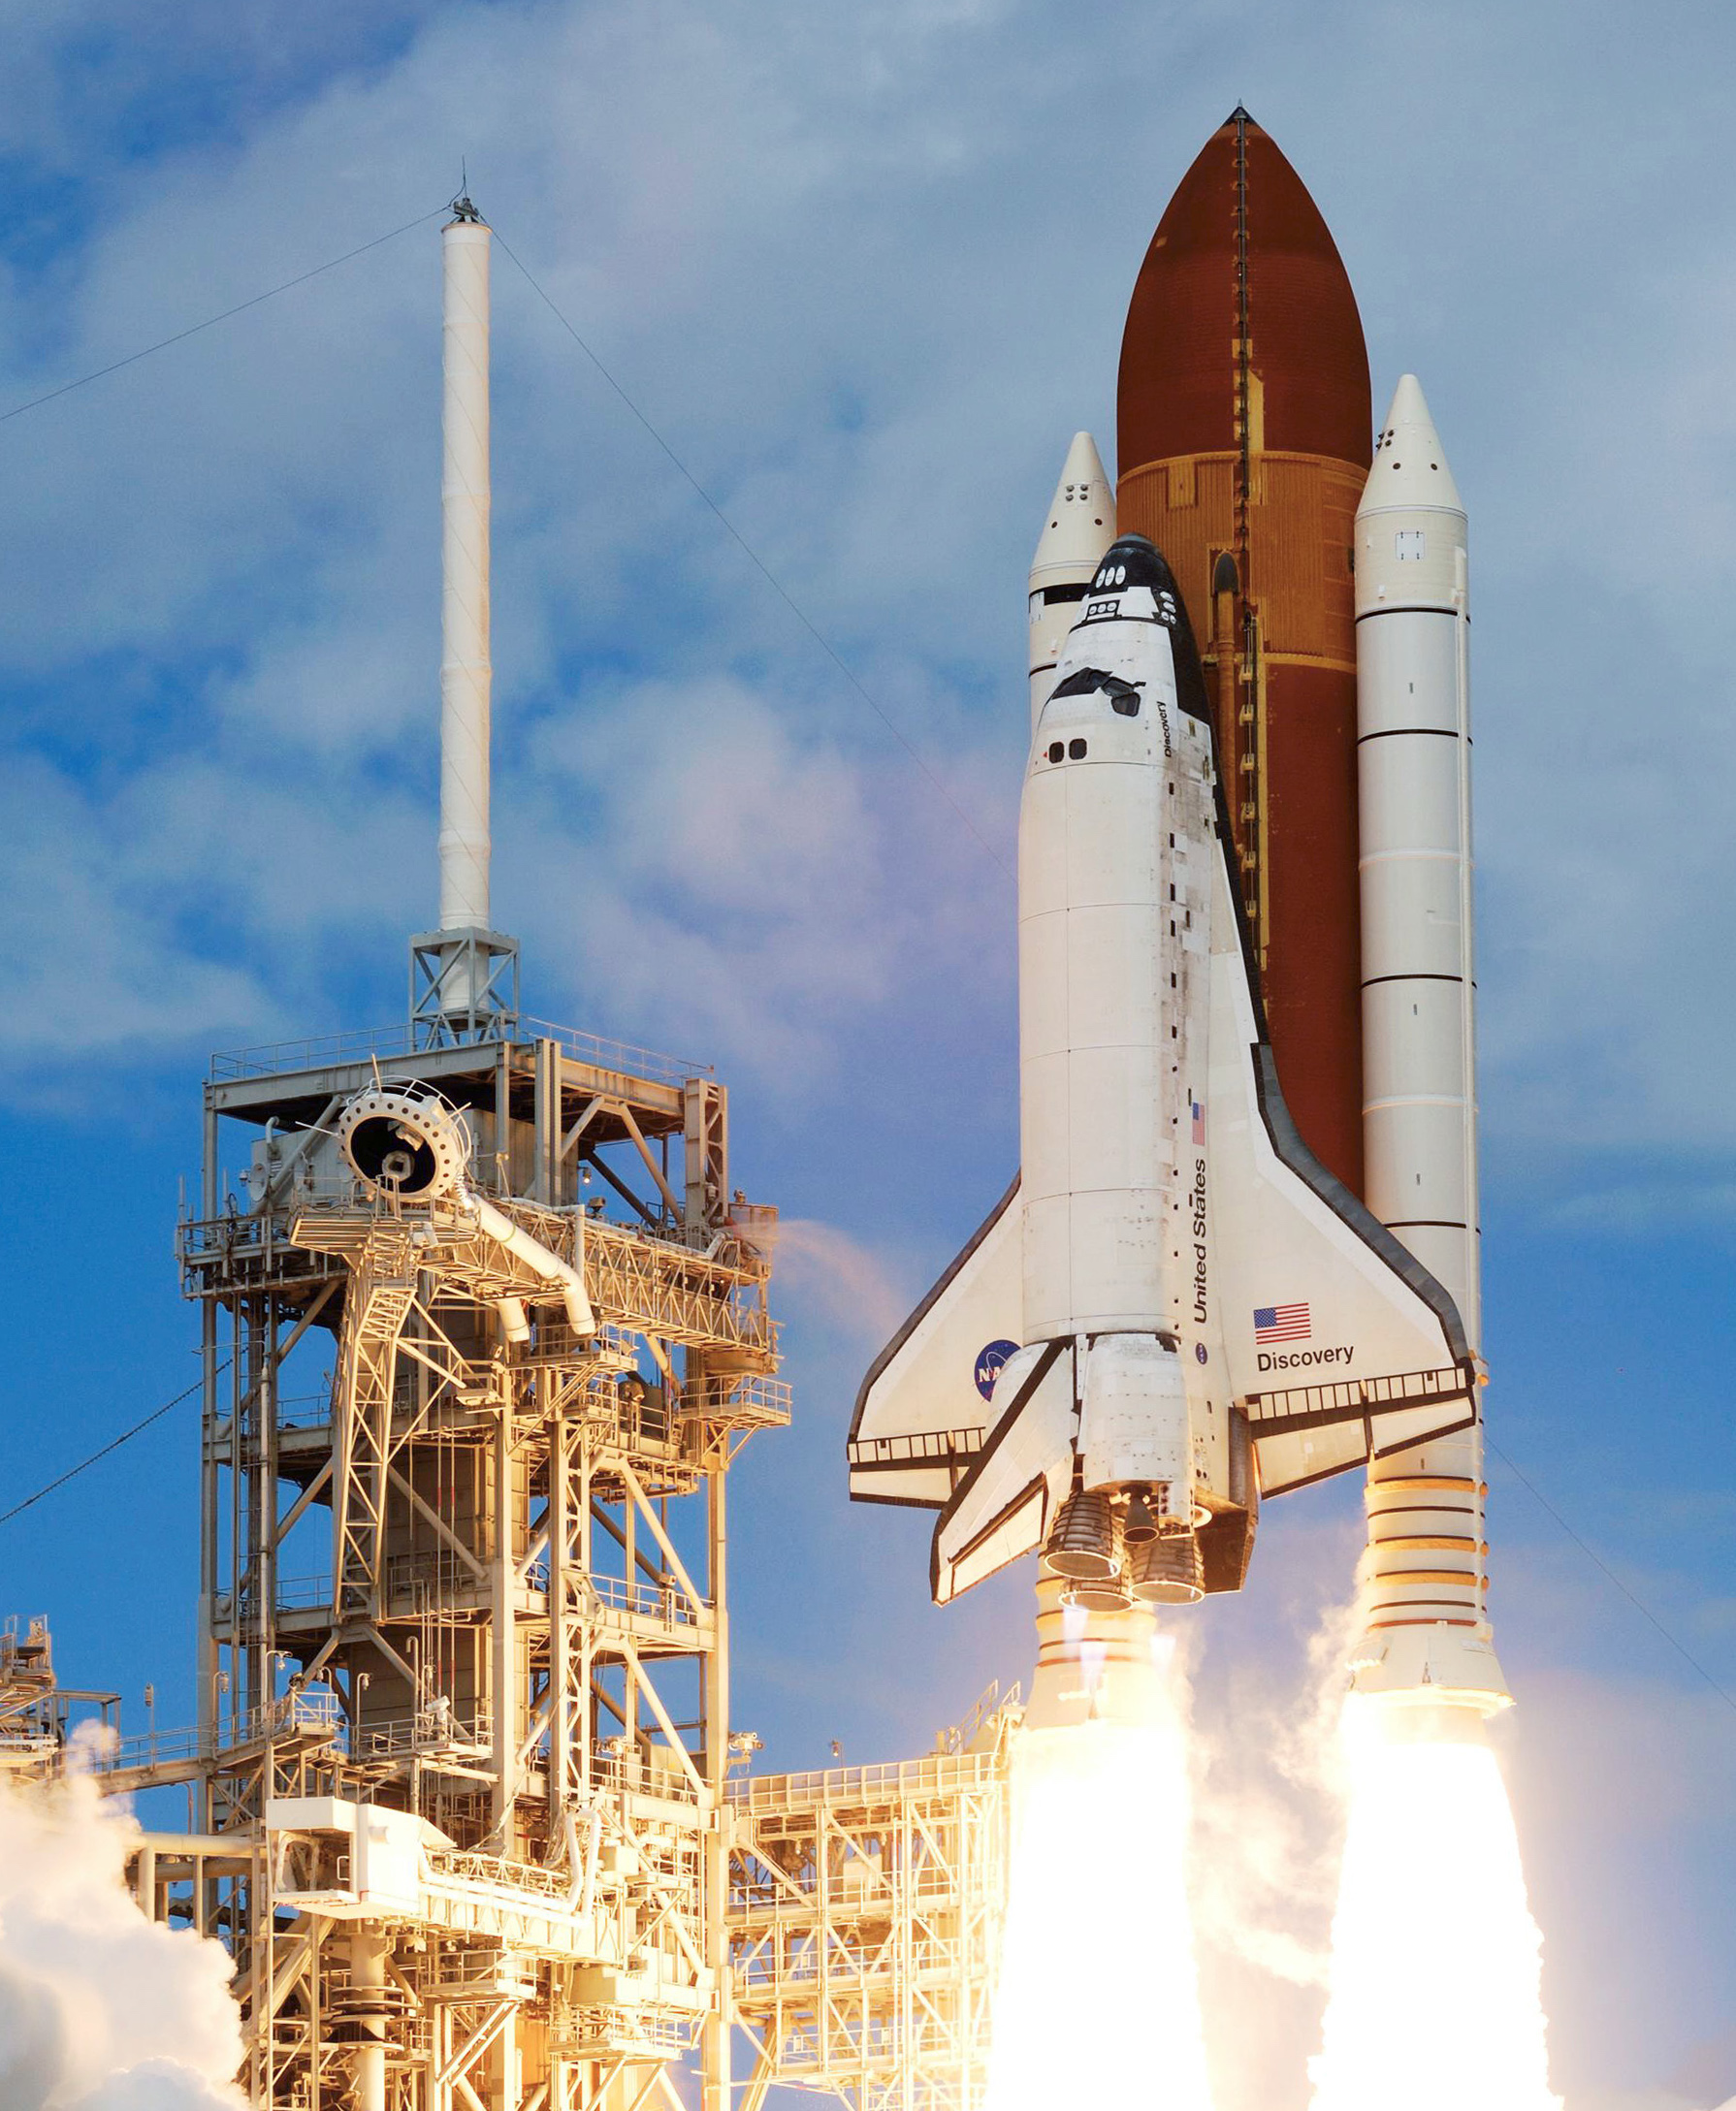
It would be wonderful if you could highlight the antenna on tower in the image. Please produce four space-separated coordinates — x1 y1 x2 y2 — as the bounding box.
410 189 520 1046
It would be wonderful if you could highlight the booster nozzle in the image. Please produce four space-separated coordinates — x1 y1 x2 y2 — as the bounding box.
1023 1577 1164 1733
1348 1622 1513 1717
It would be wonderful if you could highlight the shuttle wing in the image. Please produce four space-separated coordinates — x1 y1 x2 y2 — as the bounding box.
1205 835 1478 1497
849 1176 1023 1508
930 1341 1077 1604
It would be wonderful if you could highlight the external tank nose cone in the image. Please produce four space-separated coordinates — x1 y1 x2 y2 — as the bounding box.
1362 373 1463 515
1117 109 1370 472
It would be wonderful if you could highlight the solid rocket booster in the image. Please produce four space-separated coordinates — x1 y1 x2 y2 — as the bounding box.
1116 110 1372 1198
1028 433 1115 733
1349 377 1508 1712
850 535 1480 1610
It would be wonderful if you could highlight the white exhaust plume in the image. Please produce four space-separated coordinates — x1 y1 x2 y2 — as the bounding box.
986 1623 1212 2111
0 1768 242 2108
1307 1697 1558 2111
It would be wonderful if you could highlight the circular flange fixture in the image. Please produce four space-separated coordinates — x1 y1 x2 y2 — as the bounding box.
337 1088 468 1202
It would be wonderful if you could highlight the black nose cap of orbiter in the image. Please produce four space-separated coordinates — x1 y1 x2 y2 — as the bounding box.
1092 534 1209 724
1088 532 1182 599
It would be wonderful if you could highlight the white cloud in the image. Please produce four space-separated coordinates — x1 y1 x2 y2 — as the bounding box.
1 0 1727 1166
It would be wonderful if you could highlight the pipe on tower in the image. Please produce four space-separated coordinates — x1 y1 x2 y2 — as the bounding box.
439 200 493 938
348 1927 389 2111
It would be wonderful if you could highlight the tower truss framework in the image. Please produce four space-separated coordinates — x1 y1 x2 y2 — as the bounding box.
147 1019 787 2111
63 1012 1014 2111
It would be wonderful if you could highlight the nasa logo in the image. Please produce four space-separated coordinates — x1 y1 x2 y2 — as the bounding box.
1194 1342 1207 1365
974 1339 1019 1402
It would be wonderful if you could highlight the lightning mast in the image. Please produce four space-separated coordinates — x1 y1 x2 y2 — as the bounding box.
412 193 519 1044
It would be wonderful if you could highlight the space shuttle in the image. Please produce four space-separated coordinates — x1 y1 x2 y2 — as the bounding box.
848 530 1481 1610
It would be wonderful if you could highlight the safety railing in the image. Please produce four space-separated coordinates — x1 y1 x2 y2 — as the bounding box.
727 1749 1002 1808
592 1744 705 1806
209 1017 709 1089
584 1572 709 1629
93 1688 346 1774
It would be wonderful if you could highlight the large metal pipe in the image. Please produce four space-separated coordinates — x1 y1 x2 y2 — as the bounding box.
349 1927 388 2111
470 1193 595 1338
1349 375 1508 1713
440 199 493 938
335 1086 595 1336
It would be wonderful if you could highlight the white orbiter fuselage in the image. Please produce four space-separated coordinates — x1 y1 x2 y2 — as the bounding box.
850 535 1483 1608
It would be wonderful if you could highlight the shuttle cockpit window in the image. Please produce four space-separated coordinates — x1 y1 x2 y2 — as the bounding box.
1050 665 1111 700
1049 666 1142 718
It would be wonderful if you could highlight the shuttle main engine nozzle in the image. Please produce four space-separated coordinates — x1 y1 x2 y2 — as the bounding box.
1043 1489 1121 1579
338 1088 470 1203
1043 1491 1137 1612
1129 1532 1204 1606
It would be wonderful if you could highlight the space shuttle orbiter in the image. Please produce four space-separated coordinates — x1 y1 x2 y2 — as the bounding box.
848 534 1482 1609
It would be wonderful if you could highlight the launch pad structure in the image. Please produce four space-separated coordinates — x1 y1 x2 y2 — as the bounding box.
8 187 1021 2111
83 976 1014 2111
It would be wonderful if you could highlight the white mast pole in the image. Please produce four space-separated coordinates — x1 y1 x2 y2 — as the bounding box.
439 196 493 941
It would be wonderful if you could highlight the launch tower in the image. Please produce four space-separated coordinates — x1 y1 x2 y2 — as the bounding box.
87 194 1017 2111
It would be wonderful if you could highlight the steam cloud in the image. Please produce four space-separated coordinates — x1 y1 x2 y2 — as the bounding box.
0 1767 242 2109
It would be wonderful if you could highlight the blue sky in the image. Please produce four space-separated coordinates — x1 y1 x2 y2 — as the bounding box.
2 4 1735 2108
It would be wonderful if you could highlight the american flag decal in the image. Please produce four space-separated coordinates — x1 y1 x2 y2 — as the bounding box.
1254 1303 1310 1344
1191 1100 1206 1145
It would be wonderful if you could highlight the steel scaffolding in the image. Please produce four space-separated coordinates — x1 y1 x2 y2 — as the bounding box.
31 1014 1017 2111
152 1019 786 2111
725 1694 1017 2111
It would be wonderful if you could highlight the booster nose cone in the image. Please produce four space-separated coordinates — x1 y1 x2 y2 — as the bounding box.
1361 373 1464 517
1355 374 1467 622
1029 432 1115 590
1029 432 1117 733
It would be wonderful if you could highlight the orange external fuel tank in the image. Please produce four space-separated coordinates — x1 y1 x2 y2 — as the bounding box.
1116 109 1371 1195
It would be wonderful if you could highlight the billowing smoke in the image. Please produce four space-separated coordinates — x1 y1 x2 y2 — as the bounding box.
0 1767 243 2109
755 1216 911 1343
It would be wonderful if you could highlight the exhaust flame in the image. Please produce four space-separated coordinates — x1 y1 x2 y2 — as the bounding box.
1308 1697 1558 2111
986 1653 1213 2111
